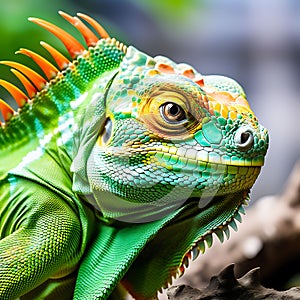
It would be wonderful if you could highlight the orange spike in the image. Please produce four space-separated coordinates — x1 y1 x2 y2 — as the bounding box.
182 69 195 79
0 80 29 107
59 11 99 47
16 48 59 80
0 99 15 121
194 77 204 87
157 63 175 74
10 69 38 99
29 17 85 58
77 13 110 39
40 41 70 70
0 61 47 90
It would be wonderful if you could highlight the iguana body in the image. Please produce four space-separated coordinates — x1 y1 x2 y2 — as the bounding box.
0 12 268 300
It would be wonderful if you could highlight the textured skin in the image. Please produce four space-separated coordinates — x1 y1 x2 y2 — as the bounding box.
0 13 268 300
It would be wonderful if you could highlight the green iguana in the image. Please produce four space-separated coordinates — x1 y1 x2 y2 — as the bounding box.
0 11 269 300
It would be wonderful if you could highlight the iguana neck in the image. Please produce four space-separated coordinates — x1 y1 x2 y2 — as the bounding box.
0 39 125 174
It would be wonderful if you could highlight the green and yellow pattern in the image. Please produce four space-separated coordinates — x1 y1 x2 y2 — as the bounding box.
0 11 268 300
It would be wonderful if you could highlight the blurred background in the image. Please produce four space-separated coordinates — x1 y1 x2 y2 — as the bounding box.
0 0 299 202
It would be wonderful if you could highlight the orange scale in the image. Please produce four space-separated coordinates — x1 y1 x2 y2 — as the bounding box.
181 68 195 79
220 105 229 119
235 95 251 109
147 69 160 77
229 110 237 120
194 77 204 87
156 63 175 74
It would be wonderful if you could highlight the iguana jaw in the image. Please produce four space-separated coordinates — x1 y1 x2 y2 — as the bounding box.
170 191 249 279
121 186 252 299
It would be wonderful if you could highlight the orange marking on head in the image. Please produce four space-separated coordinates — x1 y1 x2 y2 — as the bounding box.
204 89 254 119
77 13 110 39
0 61 46 90
40 41 70 70
157 63 175 74
59 11 99 47
213 102 221 114
201 94 210 112
182 68 195 79
204 90 237 105
29 17 85 58
147 69 160 76
235 95 251 109
10 69 38 99
0 80 28 107
229 110 237 120
0 99 15 121
220 104 229 118
216 91 237 104
194 77 204 87
17 48 58 80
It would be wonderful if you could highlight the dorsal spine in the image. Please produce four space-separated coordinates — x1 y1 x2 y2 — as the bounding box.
0 12 127 149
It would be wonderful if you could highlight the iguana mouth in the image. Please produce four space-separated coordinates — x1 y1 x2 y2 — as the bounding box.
169 192 249 284
121 189 250 298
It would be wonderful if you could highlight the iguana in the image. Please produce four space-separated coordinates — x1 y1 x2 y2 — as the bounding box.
0 11 269 300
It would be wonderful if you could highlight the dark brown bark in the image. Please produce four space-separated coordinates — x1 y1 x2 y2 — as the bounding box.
167 264 300 300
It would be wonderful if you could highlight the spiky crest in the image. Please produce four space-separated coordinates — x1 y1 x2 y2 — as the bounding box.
16 48 59 80
59 11 99 46
0 11 121 126
0 99 15 124
0 61 47 91
77 13 110 39
28 17 86 58
0 79 29 107
40 41 70 69
10 69 38 98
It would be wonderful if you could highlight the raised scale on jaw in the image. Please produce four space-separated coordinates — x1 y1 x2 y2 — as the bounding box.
0 11 268 300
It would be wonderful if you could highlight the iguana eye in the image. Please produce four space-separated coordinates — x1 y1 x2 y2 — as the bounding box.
160 102 187 123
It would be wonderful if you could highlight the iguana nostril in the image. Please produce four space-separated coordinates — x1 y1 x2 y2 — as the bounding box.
234 127 254 151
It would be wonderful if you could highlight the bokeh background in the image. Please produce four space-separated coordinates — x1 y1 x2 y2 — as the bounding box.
0 0 299 202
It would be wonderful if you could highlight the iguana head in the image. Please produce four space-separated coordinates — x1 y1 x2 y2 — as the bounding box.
86 45 268 224
84 42 268 299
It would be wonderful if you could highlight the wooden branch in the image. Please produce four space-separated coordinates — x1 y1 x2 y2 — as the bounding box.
167 264 300 300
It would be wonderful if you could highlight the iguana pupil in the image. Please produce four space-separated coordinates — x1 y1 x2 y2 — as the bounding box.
160 102 186 123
